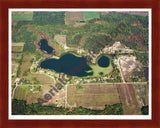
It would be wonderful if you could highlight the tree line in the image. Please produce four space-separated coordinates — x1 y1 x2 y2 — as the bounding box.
12 99 123 115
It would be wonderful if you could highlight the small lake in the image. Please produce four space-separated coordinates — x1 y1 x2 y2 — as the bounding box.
40 53 93 77
38 39 53 54
97 55 110 67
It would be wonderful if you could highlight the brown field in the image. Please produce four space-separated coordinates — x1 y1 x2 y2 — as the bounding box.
101 11 148 16
133 84 149 107
67 84 120 110
65 12 84 25
41 85 66 108
14 85 42 104
117 84 141 115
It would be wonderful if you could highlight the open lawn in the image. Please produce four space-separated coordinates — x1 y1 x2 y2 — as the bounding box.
67 84 120 110
90 64 113 77
14 85 42 104
84 12 100 21
12 14 33 21
90 55 113 77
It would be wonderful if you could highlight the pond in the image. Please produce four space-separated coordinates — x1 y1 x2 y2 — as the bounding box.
40 53 93 77
97 55 110 67
38 39 53 54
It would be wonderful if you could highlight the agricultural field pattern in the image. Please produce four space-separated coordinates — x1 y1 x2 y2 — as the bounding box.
11 10 150 116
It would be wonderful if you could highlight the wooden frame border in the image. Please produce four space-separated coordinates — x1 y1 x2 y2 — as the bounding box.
0 0 160 128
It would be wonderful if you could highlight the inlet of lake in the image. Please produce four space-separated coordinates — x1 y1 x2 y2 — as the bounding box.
38 39 53 54
40 53 111 77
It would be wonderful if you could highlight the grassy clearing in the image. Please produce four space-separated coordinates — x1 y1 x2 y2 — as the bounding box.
90 64 113 77
54 35 66 47
18 53 34 77
12 46 24 52
12 42 25 46
12 14 33 21
12 43 25 53
67 84 120 110
84 12 100 21
90 55 113 77
12 61 19 76
26 74 55 85
14 85 42 104
133 84 149 107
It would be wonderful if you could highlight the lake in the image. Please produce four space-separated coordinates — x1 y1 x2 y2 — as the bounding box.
97 55 110 67
38 39 53 54
40 53 93 77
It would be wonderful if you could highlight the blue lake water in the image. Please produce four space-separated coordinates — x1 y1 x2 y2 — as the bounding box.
40 53 93 77
97 55 110 67
38 39 53 54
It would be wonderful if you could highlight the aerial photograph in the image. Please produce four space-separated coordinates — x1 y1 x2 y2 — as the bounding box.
10 10 150 117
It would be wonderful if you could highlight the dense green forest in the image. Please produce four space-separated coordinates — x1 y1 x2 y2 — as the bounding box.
12 99 123 115
141 105 149 115
12 12 149 54
84 34 112 53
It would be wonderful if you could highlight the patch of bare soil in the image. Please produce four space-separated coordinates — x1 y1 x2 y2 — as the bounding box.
41 85 66 108
117 84 141 115
65 12 84 25
119 56 143 81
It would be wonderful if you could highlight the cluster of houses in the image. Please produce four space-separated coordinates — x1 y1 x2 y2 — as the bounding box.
102 41 134 53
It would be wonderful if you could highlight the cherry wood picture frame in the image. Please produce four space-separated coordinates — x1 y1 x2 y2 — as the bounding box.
0 0 160 128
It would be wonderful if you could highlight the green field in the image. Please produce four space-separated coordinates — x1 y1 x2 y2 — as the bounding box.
84 12 100 21
12 14 33 21
14 85 42 104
